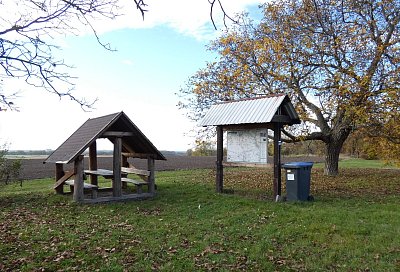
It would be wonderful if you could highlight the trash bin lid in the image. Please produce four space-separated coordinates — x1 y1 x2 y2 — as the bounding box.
282 162 314 168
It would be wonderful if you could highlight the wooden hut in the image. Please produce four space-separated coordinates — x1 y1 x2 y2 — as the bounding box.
200 94 300 200
44 111 166 203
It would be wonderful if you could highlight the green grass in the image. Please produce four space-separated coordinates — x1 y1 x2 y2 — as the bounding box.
1 164 400 271
313 157 399 169
339 158 399 169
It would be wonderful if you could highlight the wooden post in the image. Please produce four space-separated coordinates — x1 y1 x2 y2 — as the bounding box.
122 155 129 167
89 141 98 186
121 155 128 189
216 126 224 193
273 123 282 199
55 163 64 194
113 137 122 197
73 155 84 202
147 156 155 194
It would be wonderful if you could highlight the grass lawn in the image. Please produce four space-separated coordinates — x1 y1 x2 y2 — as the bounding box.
1 161 400 271
313 157 400 169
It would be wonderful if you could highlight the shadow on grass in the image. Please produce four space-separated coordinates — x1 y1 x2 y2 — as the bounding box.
199 167 400 201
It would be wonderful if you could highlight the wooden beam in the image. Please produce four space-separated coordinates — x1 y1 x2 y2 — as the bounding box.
55 163 64 194
89 141 98 186
53 171 74 190
113 137 122 197
216 126 224 193
122 155 129 167
222 123 274 131
147 157 155 194
73 155 85 202
273 123 282 200
102 131 134 137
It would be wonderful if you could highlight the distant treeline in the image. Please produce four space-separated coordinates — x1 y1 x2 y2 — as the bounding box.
8 150 187 156
8 150 54 155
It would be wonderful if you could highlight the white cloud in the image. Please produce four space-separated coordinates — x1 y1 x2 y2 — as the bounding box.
1 0 263 41
92 0 263 40
0 0 264 151
121 59 134 66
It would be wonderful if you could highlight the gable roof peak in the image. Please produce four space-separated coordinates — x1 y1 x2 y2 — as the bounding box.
44 111 165 164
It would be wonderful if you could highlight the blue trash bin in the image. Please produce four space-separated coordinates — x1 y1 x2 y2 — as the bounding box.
282 162 313 201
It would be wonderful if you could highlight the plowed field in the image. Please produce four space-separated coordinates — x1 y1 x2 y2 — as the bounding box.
16 155 325 180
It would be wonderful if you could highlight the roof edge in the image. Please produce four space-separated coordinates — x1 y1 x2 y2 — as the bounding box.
43 112 123 164
216 93 287 105
65 112 123 164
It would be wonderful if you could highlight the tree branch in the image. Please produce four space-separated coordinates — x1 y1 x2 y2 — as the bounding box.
133 0 148 19
208 0 238 30
280 128 327 143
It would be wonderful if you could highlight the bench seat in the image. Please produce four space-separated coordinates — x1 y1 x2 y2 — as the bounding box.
65 180 98 198
121 167 150 177
121 178 148 194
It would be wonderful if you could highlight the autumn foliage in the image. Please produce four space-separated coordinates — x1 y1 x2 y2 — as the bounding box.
179 0 400 176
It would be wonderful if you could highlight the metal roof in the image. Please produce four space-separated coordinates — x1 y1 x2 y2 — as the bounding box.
44 111 166 164
199 94 300 126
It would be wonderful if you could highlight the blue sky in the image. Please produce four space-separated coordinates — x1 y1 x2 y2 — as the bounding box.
0 1 263 151
62 26 216 105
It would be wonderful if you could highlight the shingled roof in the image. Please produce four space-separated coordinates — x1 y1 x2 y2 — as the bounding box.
200 94 300 126
44 112 166 164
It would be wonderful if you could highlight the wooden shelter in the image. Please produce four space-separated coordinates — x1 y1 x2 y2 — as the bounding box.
200 94 300 200
44 111 166 203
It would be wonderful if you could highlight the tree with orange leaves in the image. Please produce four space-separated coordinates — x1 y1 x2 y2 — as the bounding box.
180 0 400 176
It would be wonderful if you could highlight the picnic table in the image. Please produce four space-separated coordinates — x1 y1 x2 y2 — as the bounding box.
84 169 115 178
84 168 149 194
84 169 114 179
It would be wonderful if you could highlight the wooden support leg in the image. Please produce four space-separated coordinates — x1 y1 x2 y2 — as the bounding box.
91 188 98 199
122 155 129 167
147 157 155 194
121 155 129 189
73 155 84 203
136 185 143 194
273 123 282 200
113 137 122 197
216 126 224 193
89 142 98 186
55 163 64 194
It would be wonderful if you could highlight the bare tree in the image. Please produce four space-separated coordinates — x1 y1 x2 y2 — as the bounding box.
0 0 230 110
1 1 112 109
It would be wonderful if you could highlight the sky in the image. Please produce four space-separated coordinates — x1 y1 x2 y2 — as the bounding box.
0 0 263 152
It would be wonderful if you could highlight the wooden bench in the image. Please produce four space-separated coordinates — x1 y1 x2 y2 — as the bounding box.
121 167 150 179
65 180 98 199
84 169 114 179
121 178 148 194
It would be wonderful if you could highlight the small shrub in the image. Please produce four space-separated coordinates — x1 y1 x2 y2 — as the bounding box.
0 147 22 186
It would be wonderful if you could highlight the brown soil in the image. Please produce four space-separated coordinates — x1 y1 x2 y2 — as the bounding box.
16 155 325 180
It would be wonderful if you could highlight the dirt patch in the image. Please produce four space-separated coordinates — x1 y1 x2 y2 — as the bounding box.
16 156 217 180
15 155 324 180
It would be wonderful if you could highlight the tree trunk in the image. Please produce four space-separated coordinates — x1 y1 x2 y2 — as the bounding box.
324 141 342 176
324 129 351 176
